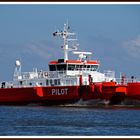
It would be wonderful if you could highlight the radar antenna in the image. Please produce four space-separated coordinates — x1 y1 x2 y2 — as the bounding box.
13 59 22 80
73 51 92 61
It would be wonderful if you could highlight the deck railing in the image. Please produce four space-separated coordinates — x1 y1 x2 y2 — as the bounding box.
116 78 140 85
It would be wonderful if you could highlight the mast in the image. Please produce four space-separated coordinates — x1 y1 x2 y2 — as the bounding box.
53 22 78 62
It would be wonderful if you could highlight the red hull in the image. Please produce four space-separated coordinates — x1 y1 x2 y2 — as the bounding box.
0 86 80 105
80 82 126 104
0 87 39 105
0 82 140 105
126 83 140 100
36 86 80 105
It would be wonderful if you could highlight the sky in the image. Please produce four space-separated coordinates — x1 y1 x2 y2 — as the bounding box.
0 3 140 80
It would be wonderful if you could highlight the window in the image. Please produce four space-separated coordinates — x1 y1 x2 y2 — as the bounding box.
46 80 49 85
58 79 60 85
79 65 84 70
84 65 87 68
19 81 23 85
87 65 90 71
87 65 90 68
49 64 67 71
75 65 87 71
49 65 56 71
56 64 67 71
91 65 98 71
50 79 53 85
54 79 57 85
75 65 80 70
80 65 87 71
68 65 75 70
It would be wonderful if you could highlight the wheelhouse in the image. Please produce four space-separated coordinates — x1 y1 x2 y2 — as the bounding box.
49 59 99 72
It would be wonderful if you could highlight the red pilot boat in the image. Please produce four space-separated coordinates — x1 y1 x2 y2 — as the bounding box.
0 22 140 105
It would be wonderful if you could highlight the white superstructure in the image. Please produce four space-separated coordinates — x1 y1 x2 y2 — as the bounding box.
1 22 116 89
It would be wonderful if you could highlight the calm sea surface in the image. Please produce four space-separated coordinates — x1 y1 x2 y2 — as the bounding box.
0 105 140 136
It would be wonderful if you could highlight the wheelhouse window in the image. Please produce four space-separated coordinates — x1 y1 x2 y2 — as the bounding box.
87 65 90 70
56 64 67 71
66 64 98 71
49 65 56 71
91 65 98 71
68 64 75 71
80 65 84 69
83 65 87 68
49 64 67 71
75 65 80 70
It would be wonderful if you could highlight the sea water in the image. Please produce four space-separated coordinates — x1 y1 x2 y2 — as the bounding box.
0 105 140 136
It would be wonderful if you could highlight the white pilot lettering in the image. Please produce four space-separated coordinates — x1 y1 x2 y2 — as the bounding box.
52 89 56 95
51 88 68 95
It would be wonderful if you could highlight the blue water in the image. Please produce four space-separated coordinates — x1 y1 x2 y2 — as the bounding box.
0 105 140 136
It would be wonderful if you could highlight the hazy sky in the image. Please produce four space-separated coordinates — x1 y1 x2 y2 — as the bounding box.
0 3 140 80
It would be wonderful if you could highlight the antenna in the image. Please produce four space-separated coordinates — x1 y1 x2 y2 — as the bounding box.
73 51 92 61
53 21 78 62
